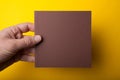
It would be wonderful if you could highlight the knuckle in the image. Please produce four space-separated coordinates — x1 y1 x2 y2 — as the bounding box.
9 27 18 34
23 37 34 47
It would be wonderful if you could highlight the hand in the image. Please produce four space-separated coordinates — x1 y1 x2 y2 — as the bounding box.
0 23 42 71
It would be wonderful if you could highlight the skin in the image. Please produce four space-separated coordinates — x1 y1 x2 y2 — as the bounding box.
0 23 42 71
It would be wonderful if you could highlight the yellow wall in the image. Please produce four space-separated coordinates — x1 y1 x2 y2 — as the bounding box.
0 0 120 80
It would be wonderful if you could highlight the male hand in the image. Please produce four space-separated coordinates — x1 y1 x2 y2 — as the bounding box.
0 23 41 70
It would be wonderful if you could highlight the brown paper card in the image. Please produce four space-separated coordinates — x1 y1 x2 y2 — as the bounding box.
35 11 91 67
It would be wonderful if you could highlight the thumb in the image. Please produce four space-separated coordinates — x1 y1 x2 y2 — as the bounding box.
15 35 42 50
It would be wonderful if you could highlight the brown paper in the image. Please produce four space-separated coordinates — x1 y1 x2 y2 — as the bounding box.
35 11 91 67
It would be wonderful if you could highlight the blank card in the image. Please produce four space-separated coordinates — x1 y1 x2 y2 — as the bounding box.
35 11 91 67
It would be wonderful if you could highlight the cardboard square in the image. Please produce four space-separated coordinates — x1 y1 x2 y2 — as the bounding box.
35 11 91 67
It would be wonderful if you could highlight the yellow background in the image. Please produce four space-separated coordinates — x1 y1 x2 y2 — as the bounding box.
0 0 120 80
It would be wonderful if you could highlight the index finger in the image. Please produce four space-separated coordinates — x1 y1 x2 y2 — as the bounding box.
15 22 34 33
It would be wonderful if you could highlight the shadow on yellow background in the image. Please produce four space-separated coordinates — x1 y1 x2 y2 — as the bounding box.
0 0 120 80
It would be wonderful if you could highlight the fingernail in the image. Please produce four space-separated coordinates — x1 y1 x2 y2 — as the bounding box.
34 35 42 43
